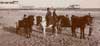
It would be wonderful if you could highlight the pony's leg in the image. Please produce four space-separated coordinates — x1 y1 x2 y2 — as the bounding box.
24 28 27 37
71 26 76 37
57 25 61 34
29 27 32 38
27 27 33 38
74 29 77 37
25 28 28 38
83 30 85 39
80 26 85 39
46 21 49 27
52 25 56 34
80 28 82 39
71 26 74 37
88 27 92 36
83 27 85 39
26 29 31 38
81 25 85 39
25 27 30 38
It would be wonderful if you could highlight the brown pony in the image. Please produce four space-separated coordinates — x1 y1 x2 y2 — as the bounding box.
16 15 34 38
54 15 70 33
57 15 70 27
36 16 42 26
25 15 34 38
71 15 93 39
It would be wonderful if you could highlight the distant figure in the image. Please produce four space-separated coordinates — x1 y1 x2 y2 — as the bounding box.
52 9 58 33
53 9 58 22
89 25 93 36
23 14 27 20
53 9 57 16
45 8 52 27
88 13 91 16
65 15 70 27
88 13 94 36
46 8 51 16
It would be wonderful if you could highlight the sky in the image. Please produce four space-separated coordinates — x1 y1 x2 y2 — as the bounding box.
0 0 100 8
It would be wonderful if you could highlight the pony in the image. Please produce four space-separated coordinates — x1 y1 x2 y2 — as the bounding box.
36 16 42 26
71 15 93 39
16 15 34 38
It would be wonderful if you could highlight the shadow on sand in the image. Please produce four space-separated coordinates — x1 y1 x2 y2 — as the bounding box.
2 26 46 39
1 26 74 39
2 26 16 34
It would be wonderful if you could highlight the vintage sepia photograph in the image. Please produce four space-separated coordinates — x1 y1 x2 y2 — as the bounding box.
0 0 100 46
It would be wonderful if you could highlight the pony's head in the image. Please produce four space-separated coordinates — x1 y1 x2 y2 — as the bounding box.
84 15 93 25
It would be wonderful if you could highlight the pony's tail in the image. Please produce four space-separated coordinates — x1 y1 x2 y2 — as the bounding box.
16 22 19 30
